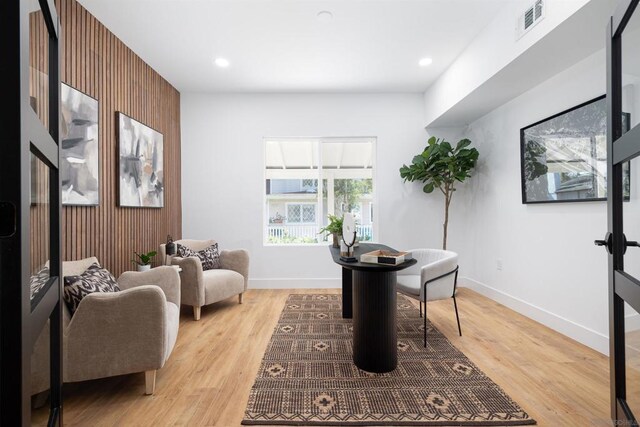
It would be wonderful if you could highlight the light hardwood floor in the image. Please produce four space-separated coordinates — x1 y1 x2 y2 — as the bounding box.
33 288 611 426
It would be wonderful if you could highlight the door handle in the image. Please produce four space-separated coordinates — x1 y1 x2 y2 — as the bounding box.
595 232 613 254
625 239 640 250
594 233 640 255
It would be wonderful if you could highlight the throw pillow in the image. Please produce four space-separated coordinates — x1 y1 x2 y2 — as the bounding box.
63 263 120 314
177 243 220 270
30 266 50 301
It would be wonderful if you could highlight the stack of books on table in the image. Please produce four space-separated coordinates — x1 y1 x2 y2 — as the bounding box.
360 250 413 265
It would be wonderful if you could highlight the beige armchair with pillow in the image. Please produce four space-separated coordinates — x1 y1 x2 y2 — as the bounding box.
159 239 249 320
31 257 181 396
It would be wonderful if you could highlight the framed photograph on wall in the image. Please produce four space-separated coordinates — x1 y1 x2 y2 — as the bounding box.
61 83 100 205
118 112 164 208
520 95 630 204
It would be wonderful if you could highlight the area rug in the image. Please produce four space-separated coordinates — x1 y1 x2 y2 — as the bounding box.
242 294 535 426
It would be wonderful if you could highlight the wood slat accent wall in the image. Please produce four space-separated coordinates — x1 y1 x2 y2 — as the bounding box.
54 0 182 275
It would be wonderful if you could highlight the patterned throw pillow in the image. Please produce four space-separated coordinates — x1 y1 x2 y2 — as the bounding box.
63 263 120 315
177 243 220 270
30 266 50 301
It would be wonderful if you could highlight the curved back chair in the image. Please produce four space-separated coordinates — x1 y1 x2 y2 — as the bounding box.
396 249 460 346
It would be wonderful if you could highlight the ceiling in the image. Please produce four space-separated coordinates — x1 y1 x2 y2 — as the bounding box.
78 0 510 93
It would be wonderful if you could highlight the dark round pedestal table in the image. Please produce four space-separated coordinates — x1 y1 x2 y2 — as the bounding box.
352 269 398 372
329 243 417 373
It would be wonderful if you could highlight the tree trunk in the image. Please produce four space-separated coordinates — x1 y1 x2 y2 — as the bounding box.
442 191 452 250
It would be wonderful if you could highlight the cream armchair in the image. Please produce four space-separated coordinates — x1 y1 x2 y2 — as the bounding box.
31 257 181 396
159 239 249 320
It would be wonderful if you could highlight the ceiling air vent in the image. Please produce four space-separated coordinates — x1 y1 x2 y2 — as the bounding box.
517 0 545 40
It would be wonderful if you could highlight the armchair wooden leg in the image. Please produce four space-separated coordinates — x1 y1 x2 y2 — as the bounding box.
239 293 244 304
145 370 156 395
193 306 201 321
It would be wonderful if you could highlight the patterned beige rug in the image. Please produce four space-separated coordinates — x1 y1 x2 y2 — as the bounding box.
242 294 535 426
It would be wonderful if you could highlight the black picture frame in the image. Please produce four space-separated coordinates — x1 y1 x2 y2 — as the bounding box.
520 95 631 204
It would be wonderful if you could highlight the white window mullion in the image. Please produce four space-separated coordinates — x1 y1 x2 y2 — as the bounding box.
317 139 323 240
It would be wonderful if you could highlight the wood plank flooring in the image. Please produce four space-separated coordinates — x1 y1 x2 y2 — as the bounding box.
33 288 611 426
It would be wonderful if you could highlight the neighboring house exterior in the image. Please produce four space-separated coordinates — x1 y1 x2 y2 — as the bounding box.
264 138 376 244
266 179 373 243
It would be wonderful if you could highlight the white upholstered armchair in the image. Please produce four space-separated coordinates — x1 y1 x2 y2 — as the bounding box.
396 249 461 346
159 239 250 320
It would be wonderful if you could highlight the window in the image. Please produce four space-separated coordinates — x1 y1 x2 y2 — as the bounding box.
264 137 376 245
301 179 316 191
286 203 316 224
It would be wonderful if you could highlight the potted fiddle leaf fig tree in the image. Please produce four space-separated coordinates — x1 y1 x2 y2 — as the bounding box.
399 136 479 250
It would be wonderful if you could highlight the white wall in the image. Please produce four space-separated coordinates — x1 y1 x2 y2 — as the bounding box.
423 0 591 126
452 50 617 353
181 93 454 288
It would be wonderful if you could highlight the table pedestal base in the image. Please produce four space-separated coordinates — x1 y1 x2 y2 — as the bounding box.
342 267 352 319
352 270 397 373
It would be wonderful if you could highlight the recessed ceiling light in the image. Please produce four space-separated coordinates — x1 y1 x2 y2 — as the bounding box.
317 11 333 22
419 57 433 67
214 57 230 68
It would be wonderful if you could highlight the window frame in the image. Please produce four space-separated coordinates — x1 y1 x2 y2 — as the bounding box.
263 137 378 246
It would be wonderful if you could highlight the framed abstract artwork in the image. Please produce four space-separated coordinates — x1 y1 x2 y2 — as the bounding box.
61 83 100 205
520 95 630 203
118 112 164 208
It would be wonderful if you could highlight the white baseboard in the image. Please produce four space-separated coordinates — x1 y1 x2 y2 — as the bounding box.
459 277 609 355
249 278 341 289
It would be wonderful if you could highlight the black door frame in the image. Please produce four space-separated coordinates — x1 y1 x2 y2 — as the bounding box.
606 0 640 424
1 0 62 425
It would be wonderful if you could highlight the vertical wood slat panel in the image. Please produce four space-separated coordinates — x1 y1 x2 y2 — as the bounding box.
28 8 51 274
47 0 182 276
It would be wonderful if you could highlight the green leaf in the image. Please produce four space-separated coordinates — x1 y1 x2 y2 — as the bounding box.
423 183 435 193
456 138 471 150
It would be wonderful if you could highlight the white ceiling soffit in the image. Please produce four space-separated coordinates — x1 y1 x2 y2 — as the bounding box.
427 0 616 127
78 0 510 93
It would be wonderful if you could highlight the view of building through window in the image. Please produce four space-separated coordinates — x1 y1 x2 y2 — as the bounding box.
264 138 375 244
